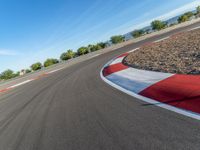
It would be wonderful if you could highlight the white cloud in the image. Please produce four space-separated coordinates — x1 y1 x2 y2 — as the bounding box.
155 1 200 20
117 0 200 34
0 49 19 56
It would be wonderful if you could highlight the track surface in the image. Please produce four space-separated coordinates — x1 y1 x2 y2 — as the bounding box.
0 22 200 150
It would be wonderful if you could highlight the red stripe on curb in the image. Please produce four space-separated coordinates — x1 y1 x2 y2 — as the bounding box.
140 74 200 114
103 63 128 77
116 53 129 58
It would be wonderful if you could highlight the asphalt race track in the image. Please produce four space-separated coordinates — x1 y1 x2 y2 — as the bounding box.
0 22 200 150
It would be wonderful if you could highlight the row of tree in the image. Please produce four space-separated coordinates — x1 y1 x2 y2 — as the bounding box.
131 7 200 38
0 70 19 80
1 6 200 81
172 7 200 24
26 42 107 72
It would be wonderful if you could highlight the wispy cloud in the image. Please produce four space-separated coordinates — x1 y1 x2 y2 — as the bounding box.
0 49 19 56
156 1 200 20
111 0 200 35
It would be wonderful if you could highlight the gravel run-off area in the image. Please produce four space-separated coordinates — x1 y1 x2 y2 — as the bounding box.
124 28 200 75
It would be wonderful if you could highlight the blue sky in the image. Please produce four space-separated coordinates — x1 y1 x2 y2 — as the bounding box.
0 0 200 72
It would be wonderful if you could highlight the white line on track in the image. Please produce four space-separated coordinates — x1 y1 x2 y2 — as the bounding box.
128 48 140 53
90 54 101 59
188 26 200 31
47 68 64 74
154 36 170 43
9 79 34 89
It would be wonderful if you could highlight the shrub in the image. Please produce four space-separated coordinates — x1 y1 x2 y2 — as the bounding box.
111 35 125 44
31 62 42 71
44 59 59 67
151 20 167 31
0 69 16 80
77 47 89 56
132 30 144 38
60 50 75 60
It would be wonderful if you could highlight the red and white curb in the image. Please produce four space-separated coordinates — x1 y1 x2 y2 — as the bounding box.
100 47 200 120
0 68 64 94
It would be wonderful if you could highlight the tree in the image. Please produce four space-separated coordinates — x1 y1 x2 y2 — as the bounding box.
89 44 100 52
178 15 189 23
77 47 89 56
87 44 93 52
178 12 194 23
97 42 106 49
184 11 194 18
196 6 200 18
60 50 75 61
14 72 20 78
197 6 200 14
0 69 15 80
87 42 106 52
92 45 101 52
31 62 42 71
151 20 166 31
111 35 125 44
132 30 144 38
25 69 31 73
44 59 59 67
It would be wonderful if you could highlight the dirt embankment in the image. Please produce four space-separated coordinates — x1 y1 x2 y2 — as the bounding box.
124 29 200 75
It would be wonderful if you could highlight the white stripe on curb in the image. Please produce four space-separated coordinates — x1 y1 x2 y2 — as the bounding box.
110 57 124 65
100 67 200 120
110 48 140 65
106 67 173 93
